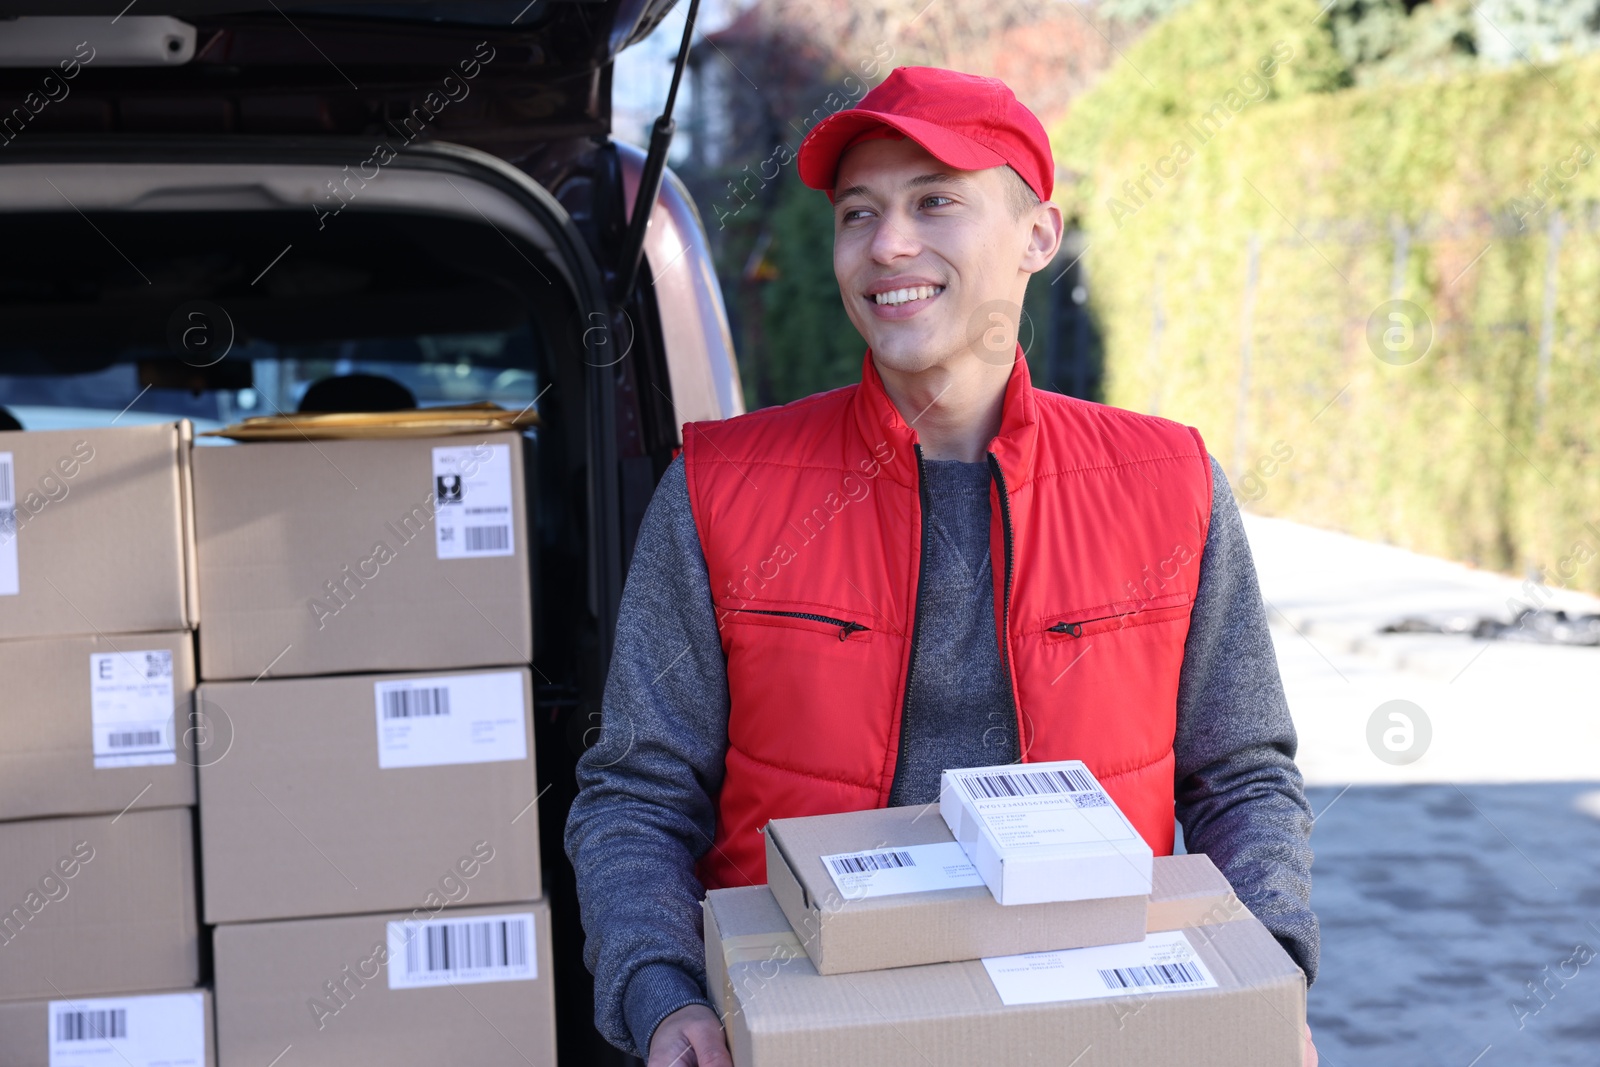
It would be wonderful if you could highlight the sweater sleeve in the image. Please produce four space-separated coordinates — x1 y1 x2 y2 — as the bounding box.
1173 455 1320 985
562 454 731 1057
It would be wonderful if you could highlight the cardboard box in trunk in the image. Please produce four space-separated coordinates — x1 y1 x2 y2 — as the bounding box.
0 807 200 1002
0 988 214 1067
191 432 532 681
197 668 541 923
764 803 1148 974
214 899 556 1067
0 422 195 640
706 854 1304 1067
0 631 197 821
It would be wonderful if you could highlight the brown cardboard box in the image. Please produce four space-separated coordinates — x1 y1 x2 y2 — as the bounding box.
0 422 194 640
214 899 556 1067
197 668 541 923
706 855 1303 1067
764 804 1148 974
0 631 197 821
191 432 532 681
0 988 215 1066
0 807 200 1002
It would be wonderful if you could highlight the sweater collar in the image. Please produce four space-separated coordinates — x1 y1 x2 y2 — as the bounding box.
852 342 1039 491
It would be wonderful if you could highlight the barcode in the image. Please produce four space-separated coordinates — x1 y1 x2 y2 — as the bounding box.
464 525 509 552
960 766 1099 800
406 918 529 977
107 730 163 748
828 850 915 876
0 455 12 507
383 687 451 719
56 1008 127 1041
1098 961 1208 990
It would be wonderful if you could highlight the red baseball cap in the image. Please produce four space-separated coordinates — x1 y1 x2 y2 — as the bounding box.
797 66 1054 204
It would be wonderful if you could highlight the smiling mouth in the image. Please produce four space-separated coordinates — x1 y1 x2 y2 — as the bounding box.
870 285 944 307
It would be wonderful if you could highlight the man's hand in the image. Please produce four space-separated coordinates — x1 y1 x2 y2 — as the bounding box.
648 1004 733 1067
1304 1021 1318 1066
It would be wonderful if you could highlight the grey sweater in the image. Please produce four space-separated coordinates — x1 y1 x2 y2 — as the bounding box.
564 451 1318 1059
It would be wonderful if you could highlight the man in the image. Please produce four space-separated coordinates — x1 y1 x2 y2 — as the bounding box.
566 66 1319 1066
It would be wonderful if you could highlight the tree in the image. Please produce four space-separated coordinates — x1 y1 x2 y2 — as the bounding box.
1472 0 1600 66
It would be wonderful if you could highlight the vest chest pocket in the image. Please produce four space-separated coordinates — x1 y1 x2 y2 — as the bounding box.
719 607 873 643
1038 592 1192 639
719 605 887 777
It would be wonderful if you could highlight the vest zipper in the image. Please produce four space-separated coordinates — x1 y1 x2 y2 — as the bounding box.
986 451 1022 754
892 442 931 794
728 607 869 641
1048 605 1168 636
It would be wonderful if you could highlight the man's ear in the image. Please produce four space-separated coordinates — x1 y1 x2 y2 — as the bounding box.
1020 202 1065 276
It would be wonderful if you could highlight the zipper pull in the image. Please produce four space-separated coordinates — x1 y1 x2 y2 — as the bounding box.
1047 621 1082 637
838 621 868 641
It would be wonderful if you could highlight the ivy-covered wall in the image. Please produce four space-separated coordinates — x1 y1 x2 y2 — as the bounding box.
1053 0 1600 592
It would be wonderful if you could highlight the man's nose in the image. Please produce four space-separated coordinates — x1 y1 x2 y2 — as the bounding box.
869 211 919 262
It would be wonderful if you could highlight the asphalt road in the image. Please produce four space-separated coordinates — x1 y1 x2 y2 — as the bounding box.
1245 514 1600 1067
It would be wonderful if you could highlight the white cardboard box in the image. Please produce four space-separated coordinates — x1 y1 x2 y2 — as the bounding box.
939 761 1154 905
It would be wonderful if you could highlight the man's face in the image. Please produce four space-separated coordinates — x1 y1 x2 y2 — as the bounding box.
832 136 1038 377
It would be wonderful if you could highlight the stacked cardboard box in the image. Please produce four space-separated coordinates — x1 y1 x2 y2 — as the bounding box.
0 423 213 1065
709 767 1307 1066
191 432 555 1067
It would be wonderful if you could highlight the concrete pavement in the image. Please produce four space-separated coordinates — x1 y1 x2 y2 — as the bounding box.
1242 513 1600 1066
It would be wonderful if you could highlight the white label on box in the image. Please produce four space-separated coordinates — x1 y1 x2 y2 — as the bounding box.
433 443 515 559
949 765 1141 849
374 671 527 769
89 650 176 769
982 931 1218 1006
47 991 206 1067
821 841 985 901
387 911 538 989
0 451 17 597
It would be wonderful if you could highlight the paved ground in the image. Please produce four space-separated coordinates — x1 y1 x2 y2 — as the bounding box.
1243 514 1600 1067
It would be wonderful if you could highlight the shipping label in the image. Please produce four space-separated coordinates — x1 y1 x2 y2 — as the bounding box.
48 992 206 1067
947 764 1141 849
374 671 527 769
982 931 1218 1005
433 444 515 559
89 649 176 769
387 911 537 989
0 451 16 596
821 841 985 900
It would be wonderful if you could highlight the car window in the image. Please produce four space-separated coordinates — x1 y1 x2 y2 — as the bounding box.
0 326 539 434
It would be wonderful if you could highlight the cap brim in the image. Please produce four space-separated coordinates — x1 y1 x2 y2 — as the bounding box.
797 109 1008 201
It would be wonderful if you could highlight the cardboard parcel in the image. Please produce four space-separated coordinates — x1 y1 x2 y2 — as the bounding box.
764 803 1147 974
214 899 556 1067
0 630 197 821
0 422 195 640
197 667 541 923
191 431 531 680
939 760 1155 905
706 854 1305 1067
0 807 200 1002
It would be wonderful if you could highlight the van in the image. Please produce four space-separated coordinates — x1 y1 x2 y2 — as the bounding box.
0 4 736 1062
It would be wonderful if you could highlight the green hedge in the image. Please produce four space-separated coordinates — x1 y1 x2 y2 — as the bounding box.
1053 1 1600 595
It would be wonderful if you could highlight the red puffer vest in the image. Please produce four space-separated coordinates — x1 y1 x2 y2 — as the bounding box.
682 346 1213 890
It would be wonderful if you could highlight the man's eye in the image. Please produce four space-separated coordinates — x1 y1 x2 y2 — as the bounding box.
922 196 953 208
842 209 870 222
